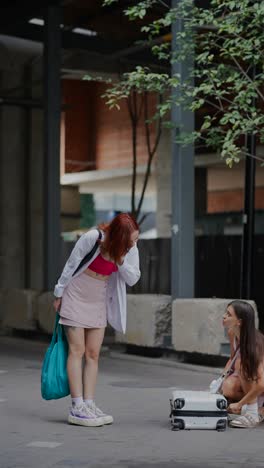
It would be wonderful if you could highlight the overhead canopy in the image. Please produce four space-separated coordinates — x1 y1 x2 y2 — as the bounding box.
0 1 170 74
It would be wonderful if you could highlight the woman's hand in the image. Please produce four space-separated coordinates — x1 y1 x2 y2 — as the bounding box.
53 297 62 312
227 402 242 414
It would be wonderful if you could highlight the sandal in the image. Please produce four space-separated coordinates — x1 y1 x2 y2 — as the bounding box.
229 413 260 428
228 405 246 422
228 413 240 422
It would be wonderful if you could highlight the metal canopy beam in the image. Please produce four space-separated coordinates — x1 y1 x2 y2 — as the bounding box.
62 0 134 29
43 4 61 291
171 0 194 299
0 27 168 74
0 23 132 54
0 6 43 27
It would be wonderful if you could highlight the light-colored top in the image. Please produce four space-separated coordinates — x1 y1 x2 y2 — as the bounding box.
88 253 118 276
54 229 141 333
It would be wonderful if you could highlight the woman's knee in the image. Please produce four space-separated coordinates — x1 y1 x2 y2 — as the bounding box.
222 378 243 400
85 348 100 362
68 343 85 359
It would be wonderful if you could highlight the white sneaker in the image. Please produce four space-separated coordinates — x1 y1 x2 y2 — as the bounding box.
68 403 104 427
87 402 114 425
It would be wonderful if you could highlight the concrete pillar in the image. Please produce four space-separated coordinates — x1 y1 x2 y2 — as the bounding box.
157 140 208 236
0 68 26 288
171 1 194 299
0 37 44 292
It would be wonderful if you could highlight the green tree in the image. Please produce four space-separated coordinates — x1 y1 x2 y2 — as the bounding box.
103 74 163 224
85 72 163 224
103 0 264 168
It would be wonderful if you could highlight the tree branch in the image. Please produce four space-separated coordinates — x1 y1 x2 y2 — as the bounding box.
136 93 162 219
230 56 264 102
127 90 139 215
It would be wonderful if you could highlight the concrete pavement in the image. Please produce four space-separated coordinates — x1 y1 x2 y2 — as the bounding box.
0 336 264 468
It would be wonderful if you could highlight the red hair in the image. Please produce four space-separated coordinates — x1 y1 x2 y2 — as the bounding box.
99 213 139 264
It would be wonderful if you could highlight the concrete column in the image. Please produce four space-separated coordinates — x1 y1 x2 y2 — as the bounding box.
0 69 26 288
157 142 208 235
171 0 194 299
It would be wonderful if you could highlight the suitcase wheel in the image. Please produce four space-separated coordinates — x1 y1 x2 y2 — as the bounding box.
216 419 227 431
216 398 227 410
171 418 185 431
174 398 185 409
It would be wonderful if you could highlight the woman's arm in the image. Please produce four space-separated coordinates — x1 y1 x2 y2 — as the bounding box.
118 245 141 287
238 382 264 408
228 382 264 413
54 229 99 297
53 297 62 312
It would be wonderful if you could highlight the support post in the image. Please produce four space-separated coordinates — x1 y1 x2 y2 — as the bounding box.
43 4 61 290
240 135 256 299
240 64 256 300
171 0 195 299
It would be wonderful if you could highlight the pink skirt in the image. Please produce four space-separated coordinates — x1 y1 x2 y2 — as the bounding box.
59 272 107 328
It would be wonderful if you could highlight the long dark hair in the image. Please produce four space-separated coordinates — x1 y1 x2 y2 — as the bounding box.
228 300 264 381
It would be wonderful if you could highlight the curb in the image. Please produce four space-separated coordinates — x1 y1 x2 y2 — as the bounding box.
109 351 222 376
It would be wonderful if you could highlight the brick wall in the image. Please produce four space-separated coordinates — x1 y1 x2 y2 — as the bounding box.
62 80 96 173
94 83 158 170
208 187 264 213
207 164 264 213
62 79 264 216
62 79 158 173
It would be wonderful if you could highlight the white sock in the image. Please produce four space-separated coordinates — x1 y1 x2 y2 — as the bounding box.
84 398 94 406
245 402 258 420
241 404 247 415
72 396 83 408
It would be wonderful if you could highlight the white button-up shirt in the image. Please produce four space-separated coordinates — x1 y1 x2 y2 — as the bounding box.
54 229 141 333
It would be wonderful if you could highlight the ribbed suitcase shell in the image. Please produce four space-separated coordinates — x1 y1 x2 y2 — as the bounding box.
170 390 228 431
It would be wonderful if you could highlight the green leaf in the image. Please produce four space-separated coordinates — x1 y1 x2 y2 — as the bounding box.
99 0 264 165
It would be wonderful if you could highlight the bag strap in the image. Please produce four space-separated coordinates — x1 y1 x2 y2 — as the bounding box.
72 228 102 277
51 312 67 343
50 312 60 346
222 346 240 378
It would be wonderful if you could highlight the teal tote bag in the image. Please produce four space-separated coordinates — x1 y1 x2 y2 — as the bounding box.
41 313 70 400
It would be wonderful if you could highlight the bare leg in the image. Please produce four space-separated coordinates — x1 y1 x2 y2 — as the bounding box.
222 376 244 403
65 326 85 398
83 328 105 399
240 379 257 405
222 355 244 404
239 361 264 406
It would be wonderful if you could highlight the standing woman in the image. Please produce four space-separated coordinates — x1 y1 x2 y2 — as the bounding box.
221 300 264 428
53 213 140 427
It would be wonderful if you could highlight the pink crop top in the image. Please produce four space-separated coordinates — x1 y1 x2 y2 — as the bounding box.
88 254 118 276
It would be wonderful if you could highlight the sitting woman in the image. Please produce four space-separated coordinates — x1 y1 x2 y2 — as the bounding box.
221 300 264 428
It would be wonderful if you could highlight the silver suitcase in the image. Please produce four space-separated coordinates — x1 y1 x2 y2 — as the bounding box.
170 390 228 431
